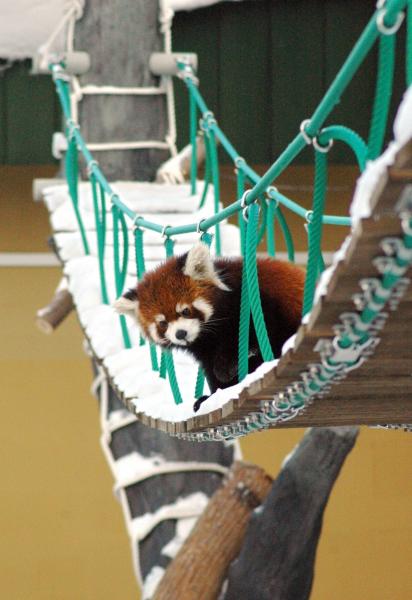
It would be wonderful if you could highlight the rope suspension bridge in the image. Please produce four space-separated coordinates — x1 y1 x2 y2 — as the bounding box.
40 0 412 442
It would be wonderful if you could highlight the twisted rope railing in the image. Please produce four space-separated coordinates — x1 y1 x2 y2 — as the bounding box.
50 0 410 418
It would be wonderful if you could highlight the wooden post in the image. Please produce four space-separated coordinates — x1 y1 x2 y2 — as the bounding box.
153 461 272 600
36 279 74 334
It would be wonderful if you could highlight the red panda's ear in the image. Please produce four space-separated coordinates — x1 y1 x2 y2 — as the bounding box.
113 288 139 317
183 243 230 291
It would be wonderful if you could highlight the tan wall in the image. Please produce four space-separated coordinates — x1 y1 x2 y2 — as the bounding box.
1 166 412 599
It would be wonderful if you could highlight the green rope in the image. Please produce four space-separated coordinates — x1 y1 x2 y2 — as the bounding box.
194 234 213 397
207 127 222 255
256 199 268 246
112 204 131 348
276 205 295 262
164 352 183 404
302 151 328 317
162 236 183 404
236 167 252 380
65 138 90 255
159 352 167 379
198 133 211 209
318 125 368 171
238 217 251 380
266 199 276 257
236 169 246 252
407 0 412 85
49 0 410 409
134 227 159 369
189 90 198 195
367 33 396 160
245 203 274 362
194 367 206 398
90 174 109 304
200 231 214 246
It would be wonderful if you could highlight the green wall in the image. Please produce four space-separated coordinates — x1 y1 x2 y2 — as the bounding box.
0 0 407 165
0 61 61 164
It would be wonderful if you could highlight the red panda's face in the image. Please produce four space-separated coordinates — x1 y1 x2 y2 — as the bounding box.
113 243 229 348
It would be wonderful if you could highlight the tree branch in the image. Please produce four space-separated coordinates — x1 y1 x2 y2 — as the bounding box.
223 427 359 600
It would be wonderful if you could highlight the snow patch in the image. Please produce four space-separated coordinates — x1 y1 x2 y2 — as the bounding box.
142 566 165 600
161 516 198 558
129 492 208 542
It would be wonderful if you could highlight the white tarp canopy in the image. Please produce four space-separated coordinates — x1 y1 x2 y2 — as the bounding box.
0 1 69 59
0 0 241 60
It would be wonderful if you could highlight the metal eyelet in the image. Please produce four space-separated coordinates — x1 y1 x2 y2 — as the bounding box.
161 224 171 238
313 136 334 153
196 218 206 234
87 160 99 177
300 119 313 145
376 9 405 35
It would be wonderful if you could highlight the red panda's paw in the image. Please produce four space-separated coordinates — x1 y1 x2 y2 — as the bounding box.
193 395 210 413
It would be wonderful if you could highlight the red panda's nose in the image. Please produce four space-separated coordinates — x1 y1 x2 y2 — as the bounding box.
176 329 187 340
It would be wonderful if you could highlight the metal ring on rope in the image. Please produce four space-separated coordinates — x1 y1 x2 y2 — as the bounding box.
300 119 313 145
161 224 171 238
52 65 70 82
196 218 206 234
266 186 280 208
240 189 253 221
234 156 247 175
133 214 144 231
199 118 209 134
313 136 334 153
300 119 334 152
305 210 314 223
401 215 412 236
376 9 405 35
67 119 80 140
87 159 99 177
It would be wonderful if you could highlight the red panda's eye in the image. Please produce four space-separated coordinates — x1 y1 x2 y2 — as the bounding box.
158 320 168 330
181 308 191 318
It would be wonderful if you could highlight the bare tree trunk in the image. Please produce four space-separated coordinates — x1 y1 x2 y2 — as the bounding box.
223 427 359 600
98 374 235 583
75 0 168 180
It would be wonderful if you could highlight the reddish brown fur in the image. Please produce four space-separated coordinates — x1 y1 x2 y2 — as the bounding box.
255 257 305 325
133 253 305 395
136 257 216 336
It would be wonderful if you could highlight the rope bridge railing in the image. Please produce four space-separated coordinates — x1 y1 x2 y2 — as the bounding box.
50 0 411 416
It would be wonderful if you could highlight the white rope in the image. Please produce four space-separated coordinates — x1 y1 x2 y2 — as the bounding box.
129 492 208 542
159 0 178 156
104 409 137 438
86 141 170 152
58 0 179 159
37 1 83 70
72 84 166 101
112 452 228 492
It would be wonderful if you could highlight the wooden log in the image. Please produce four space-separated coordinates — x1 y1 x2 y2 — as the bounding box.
223 427 359 600
153 461 273 600
36 279 74 334
156 135 208 184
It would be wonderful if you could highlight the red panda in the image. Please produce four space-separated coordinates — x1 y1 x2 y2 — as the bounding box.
114 243 304 411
